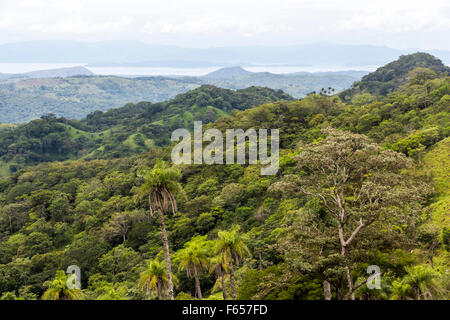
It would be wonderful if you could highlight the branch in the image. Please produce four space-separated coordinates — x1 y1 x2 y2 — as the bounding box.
300 187 338 217
353 272 382 291
344 218 365 247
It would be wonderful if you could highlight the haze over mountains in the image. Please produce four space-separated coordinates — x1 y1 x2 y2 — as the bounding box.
0 52 447 174
0 66 94 81
0 41 448 124
0 65 364 123
1 41 450 67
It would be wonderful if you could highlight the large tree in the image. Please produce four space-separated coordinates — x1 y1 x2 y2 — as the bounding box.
272 128 431 299
215 226 250 300
135 160 182 300
210 255 229 300
138 259 171 300
175 235 210 299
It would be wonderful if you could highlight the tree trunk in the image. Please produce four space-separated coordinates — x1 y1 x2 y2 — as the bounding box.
339 223 355 300
193 265 202 300
229 259 237 300
157 284 162 300
323 280 332 300
345 266 355 300
158 209 174 300
222 273 227 300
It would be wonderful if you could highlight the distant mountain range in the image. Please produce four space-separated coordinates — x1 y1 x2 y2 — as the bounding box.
0 66 365 123
0 41 449 67
0 52 447 174
1 50 447 124
0 66 93 81
198 67 366 97
203 66 369 81
204 66 253 78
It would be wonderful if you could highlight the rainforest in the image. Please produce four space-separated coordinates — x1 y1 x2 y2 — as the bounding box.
0 52 448 301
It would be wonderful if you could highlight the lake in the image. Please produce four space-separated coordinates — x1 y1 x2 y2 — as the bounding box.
0 63 379 76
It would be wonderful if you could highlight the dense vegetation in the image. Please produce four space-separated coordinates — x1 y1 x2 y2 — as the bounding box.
0 53 448 300
0 75 202 123
0 86 292 175
202 67 361 99
0 70 360 123
340 52 450 99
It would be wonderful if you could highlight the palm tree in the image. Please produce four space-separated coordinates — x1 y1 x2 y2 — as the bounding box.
138 259 172 300
391 280 413 300
390 265 438 300
135 160 182 300
42 270 84 300
403 265 437 299
175 235 210 299
96 284 129 300
210 255 229 300
214 226 250 300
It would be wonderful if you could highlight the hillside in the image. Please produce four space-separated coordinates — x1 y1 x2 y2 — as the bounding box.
0 85 292 174
201 67 360 98
204 66 253 78
0 59 448 300
0 66 94 82
23 66 94 78
0 69 361 123
340 52 450 99
0 76 202 123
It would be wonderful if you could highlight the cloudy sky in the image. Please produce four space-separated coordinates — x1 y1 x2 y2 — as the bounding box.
0 0 449 49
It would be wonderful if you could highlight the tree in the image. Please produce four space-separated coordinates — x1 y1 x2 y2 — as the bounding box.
42 270 84 300
87 274 129 300
0 202 29 234
48 192 71 222
272 128 431 299
135 160 182 300
175 235 210 299
98 244 141 281
210 254 229 300
102 212 131 243
393 265 438 300
215 226 250 300
138 259 173 300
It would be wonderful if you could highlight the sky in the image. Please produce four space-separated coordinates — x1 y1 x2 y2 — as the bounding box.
0 0 449 50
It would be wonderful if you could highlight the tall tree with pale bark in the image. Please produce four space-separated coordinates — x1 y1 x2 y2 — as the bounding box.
271 128 431 299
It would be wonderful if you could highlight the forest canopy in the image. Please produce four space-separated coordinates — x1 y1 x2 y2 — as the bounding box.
0 53 449 300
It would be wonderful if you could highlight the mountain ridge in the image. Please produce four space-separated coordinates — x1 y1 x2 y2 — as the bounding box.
340 52 450 99
1 41 449 66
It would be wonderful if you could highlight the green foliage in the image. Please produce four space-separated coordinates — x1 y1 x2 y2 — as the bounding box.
138 259 172 300
341 52 450 98
0 86 291 175
0 57 448 300
41 270 84 300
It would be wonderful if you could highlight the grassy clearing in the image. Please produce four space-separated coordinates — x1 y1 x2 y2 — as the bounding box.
421 137 450 227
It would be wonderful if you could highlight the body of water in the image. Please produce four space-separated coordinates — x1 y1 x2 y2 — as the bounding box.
0 62 379 77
